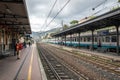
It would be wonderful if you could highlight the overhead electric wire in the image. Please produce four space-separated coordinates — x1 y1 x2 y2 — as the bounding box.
91 1 118 16
41 0 58 29
43 0 71 31
92 0 107 10
43 0 111 31
91 6 108 16
44 0 107 31
53 24 61 28
47 0 58 21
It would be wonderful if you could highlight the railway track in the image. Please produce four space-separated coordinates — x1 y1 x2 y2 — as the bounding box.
37 44 87 80
49 43 120 74
75 53 120 75
38 43 120 80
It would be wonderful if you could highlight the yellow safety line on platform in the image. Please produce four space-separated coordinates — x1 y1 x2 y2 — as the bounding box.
28 47 34 80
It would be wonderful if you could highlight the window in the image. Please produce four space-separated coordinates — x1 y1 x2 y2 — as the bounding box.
105 36 110 42
111 36 116 42
76 37 79 42
102 37 105 42
74 38 76 42
80 37 82 41
84 37 86 42
87 37 91 42
94 37 97 42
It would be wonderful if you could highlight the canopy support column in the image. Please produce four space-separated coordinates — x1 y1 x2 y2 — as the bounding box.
70 33 72 47
78 32 81 48
61 35 63 45
65 34 66 46
57 36 58 44
55 37 56 44
115 25 120 55
91 29 94 51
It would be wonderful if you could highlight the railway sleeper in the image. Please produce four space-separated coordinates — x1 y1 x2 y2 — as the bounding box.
50 75 57 79
60 75 70 79
58 72 65 75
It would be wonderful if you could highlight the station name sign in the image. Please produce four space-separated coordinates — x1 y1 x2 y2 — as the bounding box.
97 30 109 36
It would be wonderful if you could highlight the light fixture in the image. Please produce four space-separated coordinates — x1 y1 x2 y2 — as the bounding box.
5 4 12 14
6 8 12 14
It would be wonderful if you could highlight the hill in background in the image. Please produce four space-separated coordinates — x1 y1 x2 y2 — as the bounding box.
31 27 62 41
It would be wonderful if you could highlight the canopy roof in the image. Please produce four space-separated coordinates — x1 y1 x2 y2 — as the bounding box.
54 8 120 37
0 0 31 34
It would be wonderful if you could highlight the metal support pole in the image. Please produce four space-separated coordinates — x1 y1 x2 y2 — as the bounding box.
55 37 56 44
62 35 64 45
78 32 80 48
65 34 66 46
91 30 94 51
70 34 72 47
116 26 119 55
57 36 59 44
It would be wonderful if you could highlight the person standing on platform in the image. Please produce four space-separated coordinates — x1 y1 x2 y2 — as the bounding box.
28 42 31 47
12 39 16 56
16 41 20 59
98 39 101 47
23 41 26 48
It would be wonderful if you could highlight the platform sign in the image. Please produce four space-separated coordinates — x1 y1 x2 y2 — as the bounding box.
97 30 109 36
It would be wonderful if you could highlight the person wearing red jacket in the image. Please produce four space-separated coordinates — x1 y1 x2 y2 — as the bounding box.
16 41 20 59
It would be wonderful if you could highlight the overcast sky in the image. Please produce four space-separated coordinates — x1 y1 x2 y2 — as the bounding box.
26 0 119 32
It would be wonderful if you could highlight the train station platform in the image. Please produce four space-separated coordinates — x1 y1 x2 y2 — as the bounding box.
49 43 120 62
0 44 47 80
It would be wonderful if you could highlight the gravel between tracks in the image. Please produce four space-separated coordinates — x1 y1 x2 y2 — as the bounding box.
40 43 120 80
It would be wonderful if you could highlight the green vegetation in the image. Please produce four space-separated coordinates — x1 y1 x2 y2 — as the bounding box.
118 0 120 2
111 5 120 11
70 20 78 25
63 24 69 30
90 16 96 19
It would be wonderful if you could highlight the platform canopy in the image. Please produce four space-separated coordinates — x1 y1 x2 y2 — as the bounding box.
0 0 31 34
53 8 120 37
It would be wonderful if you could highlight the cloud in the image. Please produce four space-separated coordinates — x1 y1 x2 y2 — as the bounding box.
26 0 119 32
29 15 59 32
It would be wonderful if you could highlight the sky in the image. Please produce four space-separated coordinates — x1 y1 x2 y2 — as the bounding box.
26 0 119 32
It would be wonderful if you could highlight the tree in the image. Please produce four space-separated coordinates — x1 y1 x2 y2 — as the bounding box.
63 24 68 30
118 0 120 2
70 20 78 25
